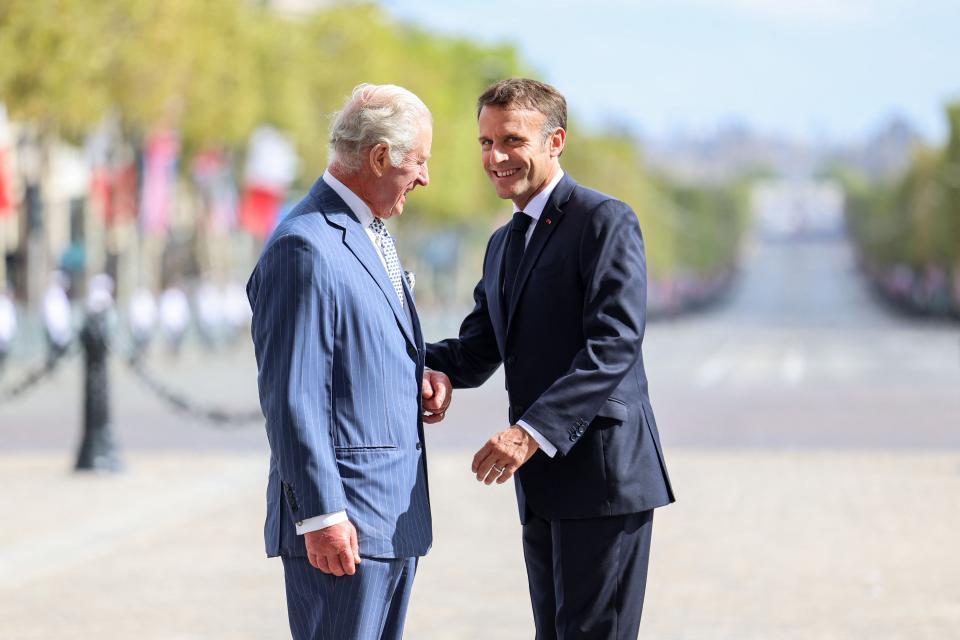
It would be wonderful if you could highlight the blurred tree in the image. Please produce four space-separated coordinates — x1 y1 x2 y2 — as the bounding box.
836 99 960 315
940 103 960 266
562 130 677 275
0 0 743 281
897 147 947 267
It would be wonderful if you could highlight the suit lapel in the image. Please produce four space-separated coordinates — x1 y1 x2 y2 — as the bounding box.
403 276 423 351
505 174 577 333
310 180 417 349
485 228 509 352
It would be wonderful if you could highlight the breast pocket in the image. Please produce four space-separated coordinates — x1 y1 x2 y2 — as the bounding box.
529 257 567 279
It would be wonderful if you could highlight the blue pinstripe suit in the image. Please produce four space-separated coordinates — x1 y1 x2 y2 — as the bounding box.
247 177 431 639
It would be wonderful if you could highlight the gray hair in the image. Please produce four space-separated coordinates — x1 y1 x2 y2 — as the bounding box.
329 83 431 173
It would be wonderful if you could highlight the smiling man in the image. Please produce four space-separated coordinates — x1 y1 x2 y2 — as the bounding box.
427 78 674 639
247 83 451 640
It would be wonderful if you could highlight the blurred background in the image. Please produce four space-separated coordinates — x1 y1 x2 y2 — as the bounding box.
0 1 958 639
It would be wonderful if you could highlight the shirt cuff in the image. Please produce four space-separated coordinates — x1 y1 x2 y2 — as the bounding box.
295 510 348 535
517 419 557 458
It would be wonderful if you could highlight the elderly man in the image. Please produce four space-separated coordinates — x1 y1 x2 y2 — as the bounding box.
427 78 674 639
247 83 451 640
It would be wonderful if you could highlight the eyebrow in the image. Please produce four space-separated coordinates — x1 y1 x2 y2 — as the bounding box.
478 132 524 142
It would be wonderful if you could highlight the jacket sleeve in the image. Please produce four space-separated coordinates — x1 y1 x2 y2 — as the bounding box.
426 237 503 388
521 200 647 456
248 234 346 521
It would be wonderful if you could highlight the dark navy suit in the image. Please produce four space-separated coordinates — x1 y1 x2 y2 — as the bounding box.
248 178 431 640
427 174 674 639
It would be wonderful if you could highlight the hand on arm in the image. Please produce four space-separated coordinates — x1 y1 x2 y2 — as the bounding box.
421 369 453 423
471 425 540 485
304 520 361 576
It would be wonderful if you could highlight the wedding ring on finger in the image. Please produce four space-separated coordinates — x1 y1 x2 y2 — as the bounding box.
492 465 505 474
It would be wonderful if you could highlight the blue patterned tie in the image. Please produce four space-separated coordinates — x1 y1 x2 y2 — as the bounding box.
370 218 405 307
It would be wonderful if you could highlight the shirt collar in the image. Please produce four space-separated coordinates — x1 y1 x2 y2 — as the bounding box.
512 169 565 222
323 169 375 229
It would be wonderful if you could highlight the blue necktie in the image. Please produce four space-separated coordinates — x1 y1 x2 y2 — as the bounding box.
370 218 405 308
502 211 532 309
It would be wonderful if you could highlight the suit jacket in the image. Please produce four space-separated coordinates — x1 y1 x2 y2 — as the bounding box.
247 178 432 559
427 174 674 522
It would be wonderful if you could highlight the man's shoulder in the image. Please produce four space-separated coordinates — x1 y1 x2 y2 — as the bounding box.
558 181 633 230
566 180 625 213
265 198 337 250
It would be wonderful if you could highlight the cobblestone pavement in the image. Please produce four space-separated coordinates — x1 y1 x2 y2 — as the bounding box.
1 449 958 640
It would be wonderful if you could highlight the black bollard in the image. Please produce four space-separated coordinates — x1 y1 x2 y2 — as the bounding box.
75 308 123 472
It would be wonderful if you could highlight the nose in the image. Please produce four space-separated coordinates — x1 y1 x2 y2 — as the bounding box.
490 145 509 165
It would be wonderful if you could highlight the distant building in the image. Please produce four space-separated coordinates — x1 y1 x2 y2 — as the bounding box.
642 116 924 185
752 180 845 240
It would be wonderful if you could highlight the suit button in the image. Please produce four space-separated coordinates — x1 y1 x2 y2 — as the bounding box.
415 442 422 450
569 435 576 442
506 355 516 365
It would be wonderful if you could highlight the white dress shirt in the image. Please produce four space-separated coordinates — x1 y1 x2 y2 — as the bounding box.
295 170 395 535
323 170 390 271
512 170 565 459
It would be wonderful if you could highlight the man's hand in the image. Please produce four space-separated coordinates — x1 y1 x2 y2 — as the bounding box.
472 425 540 485
304 520 361 576
422 369 453 424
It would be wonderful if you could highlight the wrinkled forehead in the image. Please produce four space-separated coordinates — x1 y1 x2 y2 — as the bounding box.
479 106 547 132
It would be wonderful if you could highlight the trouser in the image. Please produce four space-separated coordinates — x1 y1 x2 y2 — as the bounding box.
281 555 417 640
522 509 654 640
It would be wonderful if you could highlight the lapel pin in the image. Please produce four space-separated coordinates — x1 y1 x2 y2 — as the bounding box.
545 218 552 225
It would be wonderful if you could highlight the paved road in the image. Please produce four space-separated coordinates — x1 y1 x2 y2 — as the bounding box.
1 451 957 640
1 233 958 638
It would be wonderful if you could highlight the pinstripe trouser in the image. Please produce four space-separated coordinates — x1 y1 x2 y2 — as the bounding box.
281 556 418 640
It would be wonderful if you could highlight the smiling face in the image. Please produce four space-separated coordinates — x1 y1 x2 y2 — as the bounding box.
365 117 432 219
478 105 565 210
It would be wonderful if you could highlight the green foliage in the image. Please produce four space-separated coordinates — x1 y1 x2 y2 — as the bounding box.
839 101 960 271
563 129 674 273
651 178 747 276
0 0 743 277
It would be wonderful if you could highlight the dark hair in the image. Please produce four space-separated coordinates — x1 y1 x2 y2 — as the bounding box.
477 78 567 137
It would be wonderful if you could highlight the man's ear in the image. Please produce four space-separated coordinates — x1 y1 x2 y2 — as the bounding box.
368 143 390 177
549 127 566 158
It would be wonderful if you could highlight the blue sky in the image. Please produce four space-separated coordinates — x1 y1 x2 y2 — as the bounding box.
382 0 959 142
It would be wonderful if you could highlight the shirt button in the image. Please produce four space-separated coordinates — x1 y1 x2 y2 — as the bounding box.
415 442 422 450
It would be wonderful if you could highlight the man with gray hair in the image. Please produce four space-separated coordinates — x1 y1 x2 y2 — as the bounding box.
247 83 452 639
